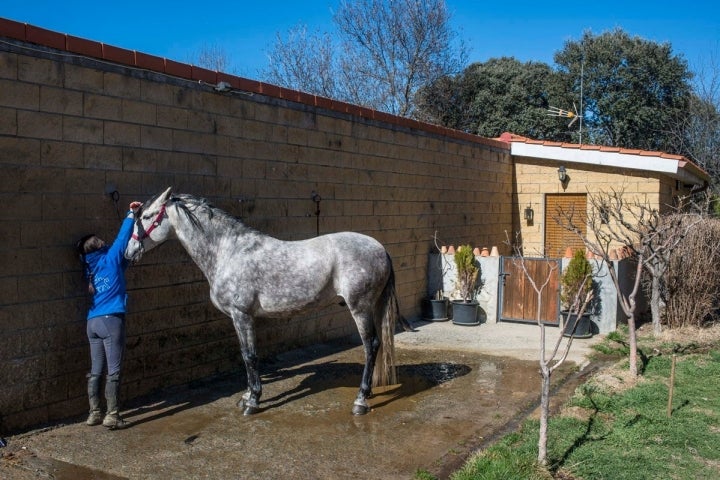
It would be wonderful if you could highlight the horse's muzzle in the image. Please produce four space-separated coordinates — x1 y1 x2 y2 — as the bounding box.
124 239 144 262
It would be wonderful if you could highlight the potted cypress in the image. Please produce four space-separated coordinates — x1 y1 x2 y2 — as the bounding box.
560 249 594 337
451 245 480 326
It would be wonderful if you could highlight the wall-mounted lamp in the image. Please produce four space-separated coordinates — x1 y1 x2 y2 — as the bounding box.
524 204 534 222
558 165 567 183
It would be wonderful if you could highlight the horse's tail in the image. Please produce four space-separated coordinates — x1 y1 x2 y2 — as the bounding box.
372 254 413 387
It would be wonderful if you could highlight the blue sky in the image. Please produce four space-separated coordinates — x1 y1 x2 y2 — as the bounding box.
2 1 718 82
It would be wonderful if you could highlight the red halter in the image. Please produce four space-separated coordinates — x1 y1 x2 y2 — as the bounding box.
132 204 167 241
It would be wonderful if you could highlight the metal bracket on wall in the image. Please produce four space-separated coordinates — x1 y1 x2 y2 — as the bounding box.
311 191 322 236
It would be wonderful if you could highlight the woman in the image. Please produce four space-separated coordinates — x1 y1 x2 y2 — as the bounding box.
76 200 142 429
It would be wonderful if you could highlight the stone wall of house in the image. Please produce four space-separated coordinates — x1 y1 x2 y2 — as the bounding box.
0 37 512 432
513 157 689 255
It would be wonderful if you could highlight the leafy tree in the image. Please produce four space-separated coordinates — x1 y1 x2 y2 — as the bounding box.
262 0 466 117
416 57 573 139
554 28 694 151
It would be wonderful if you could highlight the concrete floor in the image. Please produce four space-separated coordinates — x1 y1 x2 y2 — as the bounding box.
1 320 602 480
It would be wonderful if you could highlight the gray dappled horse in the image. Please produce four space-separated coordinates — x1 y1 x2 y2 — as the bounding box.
124 188 412 415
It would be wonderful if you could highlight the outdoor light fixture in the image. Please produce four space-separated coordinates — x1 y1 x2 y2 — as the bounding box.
558 165 567 183
524 204 534 222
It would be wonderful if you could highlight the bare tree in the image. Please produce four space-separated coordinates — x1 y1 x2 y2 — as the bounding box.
262 0 466 117
639 207 703 334
667 47 720 183
188 43 235 73
557 189 701 376
666 214 720 327
507 234 593 466
557 190 643 376
264 25 338 98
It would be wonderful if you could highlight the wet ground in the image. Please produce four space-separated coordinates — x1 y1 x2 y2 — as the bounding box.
1 320 602 479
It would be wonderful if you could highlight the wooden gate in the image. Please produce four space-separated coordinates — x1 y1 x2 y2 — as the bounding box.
499 256 561 325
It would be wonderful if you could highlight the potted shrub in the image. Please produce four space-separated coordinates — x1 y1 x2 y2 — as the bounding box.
452 245 480 326
560 249 594 337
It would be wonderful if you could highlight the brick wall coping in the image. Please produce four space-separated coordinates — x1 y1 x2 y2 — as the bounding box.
0 16 508 151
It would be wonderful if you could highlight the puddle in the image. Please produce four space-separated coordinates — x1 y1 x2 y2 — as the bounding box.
2 449 127 480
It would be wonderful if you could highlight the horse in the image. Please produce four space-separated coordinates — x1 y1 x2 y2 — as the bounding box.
124 187 412 415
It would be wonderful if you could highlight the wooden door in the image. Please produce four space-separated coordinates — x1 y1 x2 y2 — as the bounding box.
499 256 560 325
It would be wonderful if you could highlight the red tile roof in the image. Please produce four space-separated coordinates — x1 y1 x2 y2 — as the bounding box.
498 132 688 162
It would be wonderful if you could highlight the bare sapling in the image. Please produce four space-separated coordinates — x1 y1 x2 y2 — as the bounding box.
506 233 594 466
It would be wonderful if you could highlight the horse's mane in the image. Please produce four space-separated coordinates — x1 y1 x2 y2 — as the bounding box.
170 193 256 236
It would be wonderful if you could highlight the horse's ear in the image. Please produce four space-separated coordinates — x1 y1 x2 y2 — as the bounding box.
159 186 172 204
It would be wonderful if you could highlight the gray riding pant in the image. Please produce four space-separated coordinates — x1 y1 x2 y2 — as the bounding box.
87 314 126 377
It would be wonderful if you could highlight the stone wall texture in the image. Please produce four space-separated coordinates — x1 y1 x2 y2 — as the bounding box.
0 37 512 432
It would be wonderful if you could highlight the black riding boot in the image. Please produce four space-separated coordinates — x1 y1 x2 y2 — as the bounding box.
86 374 103 426
103 373 127 429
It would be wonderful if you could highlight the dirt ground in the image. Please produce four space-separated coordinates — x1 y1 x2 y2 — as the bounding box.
0 320 602 480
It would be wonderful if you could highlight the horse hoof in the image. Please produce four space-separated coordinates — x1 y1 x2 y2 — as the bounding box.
237 399 260 415
243 405 260 415
352 404 369 415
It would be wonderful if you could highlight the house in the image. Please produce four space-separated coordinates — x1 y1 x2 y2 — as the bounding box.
499 132 710 257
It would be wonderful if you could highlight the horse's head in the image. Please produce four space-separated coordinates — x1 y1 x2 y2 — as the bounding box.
124 187 174 262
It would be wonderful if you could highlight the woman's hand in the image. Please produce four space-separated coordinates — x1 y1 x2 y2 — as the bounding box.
129 201 143 215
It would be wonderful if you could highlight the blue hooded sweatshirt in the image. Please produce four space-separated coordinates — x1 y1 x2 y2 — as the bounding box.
84 216 134 320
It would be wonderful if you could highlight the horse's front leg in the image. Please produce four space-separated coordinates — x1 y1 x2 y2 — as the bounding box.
353 329 380 416
231 310 262 415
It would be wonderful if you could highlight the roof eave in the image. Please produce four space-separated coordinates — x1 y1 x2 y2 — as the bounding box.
511 142 708 187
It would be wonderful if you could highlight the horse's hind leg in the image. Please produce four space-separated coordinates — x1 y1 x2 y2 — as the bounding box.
351 310 379 415
231 311 262 415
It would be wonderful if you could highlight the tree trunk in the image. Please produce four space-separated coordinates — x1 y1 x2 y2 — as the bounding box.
627 257 644 377
628 313 638 377
650 274 663 335
538 365 550 465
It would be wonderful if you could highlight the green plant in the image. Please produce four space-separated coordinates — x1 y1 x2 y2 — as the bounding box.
560 249 593 312
454 245 479 302
454 346 720 479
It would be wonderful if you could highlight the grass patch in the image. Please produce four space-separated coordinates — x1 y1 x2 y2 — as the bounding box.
436 327 720 480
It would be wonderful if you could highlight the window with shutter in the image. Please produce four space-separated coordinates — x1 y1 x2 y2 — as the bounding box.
545 194 587 257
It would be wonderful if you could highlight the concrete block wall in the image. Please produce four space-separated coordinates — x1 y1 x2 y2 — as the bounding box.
0 29 513 433
427 253 500 324
428 251 633 334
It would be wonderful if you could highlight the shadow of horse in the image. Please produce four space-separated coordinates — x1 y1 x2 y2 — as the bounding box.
259 360 472 413
112 340 472 427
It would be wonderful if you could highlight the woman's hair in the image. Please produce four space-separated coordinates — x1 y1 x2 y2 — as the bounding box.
76 234 105 295
76 234 105 255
